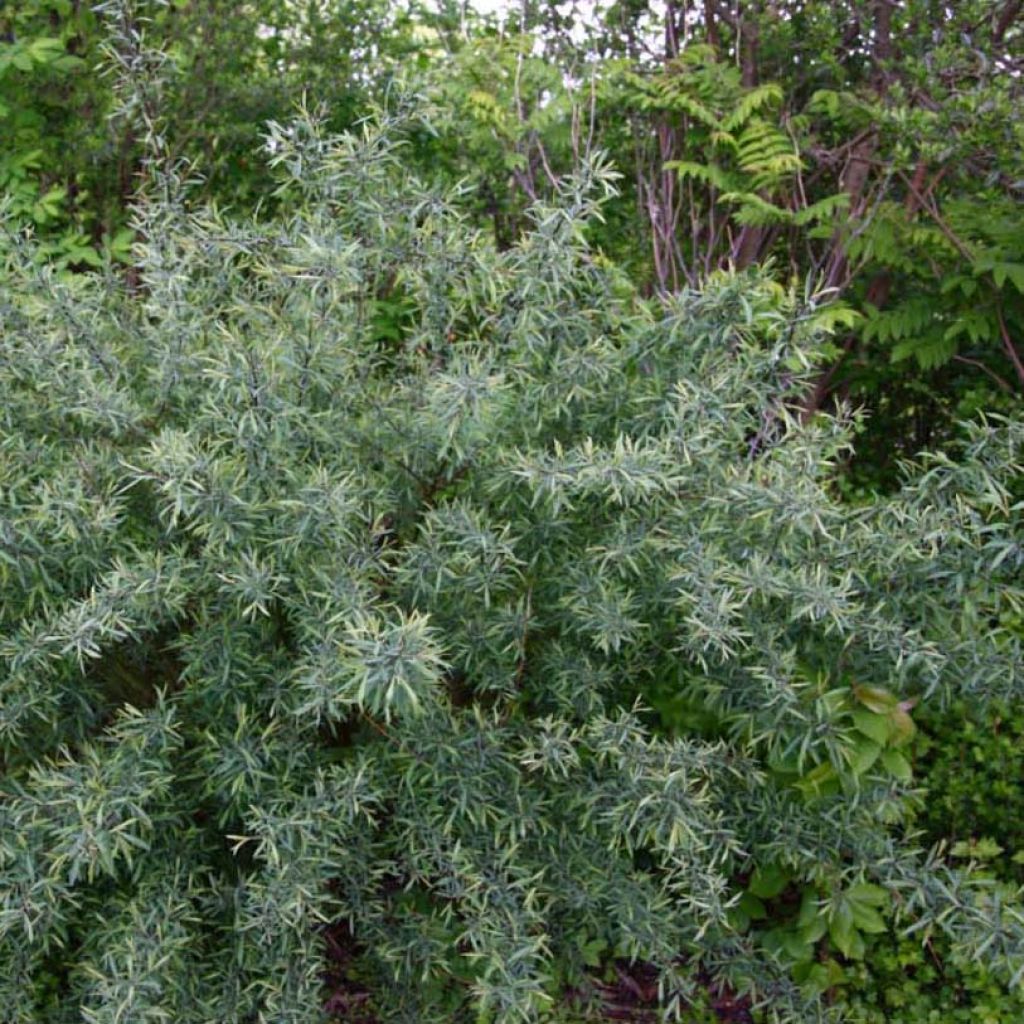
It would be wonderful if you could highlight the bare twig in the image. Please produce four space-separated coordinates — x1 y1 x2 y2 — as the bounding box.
952 355 1014 394
996 303 1024 388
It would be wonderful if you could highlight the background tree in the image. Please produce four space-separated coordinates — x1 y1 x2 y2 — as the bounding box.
430 0 1024 481
0 0 426 265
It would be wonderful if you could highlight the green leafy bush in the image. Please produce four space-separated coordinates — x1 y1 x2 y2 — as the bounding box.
840 928 1024 1024
1 109 1022 1023
915 700 1024 884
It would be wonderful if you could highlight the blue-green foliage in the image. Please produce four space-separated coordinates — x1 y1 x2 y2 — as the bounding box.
0 109 1022 1023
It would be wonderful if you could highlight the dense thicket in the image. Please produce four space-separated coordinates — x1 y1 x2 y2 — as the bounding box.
435 0 1024 481
1 106 1022 1022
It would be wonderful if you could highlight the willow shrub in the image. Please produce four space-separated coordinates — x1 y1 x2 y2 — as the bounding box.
1 111 1022 1023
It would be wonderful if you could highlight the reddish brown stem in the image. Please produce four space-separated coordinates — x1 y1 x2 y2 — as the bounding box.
996 304 1024 389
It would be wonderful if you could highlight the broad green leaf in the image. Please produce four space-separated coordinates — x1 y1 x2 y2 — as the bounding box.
851 709 891 745
880 749 912 782
848 737 882 776
852 684 898 714
749 863 790 900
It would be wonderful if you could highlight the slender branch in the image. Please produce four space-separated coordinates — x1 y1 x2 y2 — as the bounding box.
996 304 1024 389
952 355 1013 394
994 0 1023 43
895 169 974 262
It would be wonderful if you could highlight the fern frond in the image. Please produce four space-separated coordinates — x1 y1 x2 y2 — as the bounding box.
666 160 735 191
719 191 794 226
723 83 784 132
794 193 850 226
